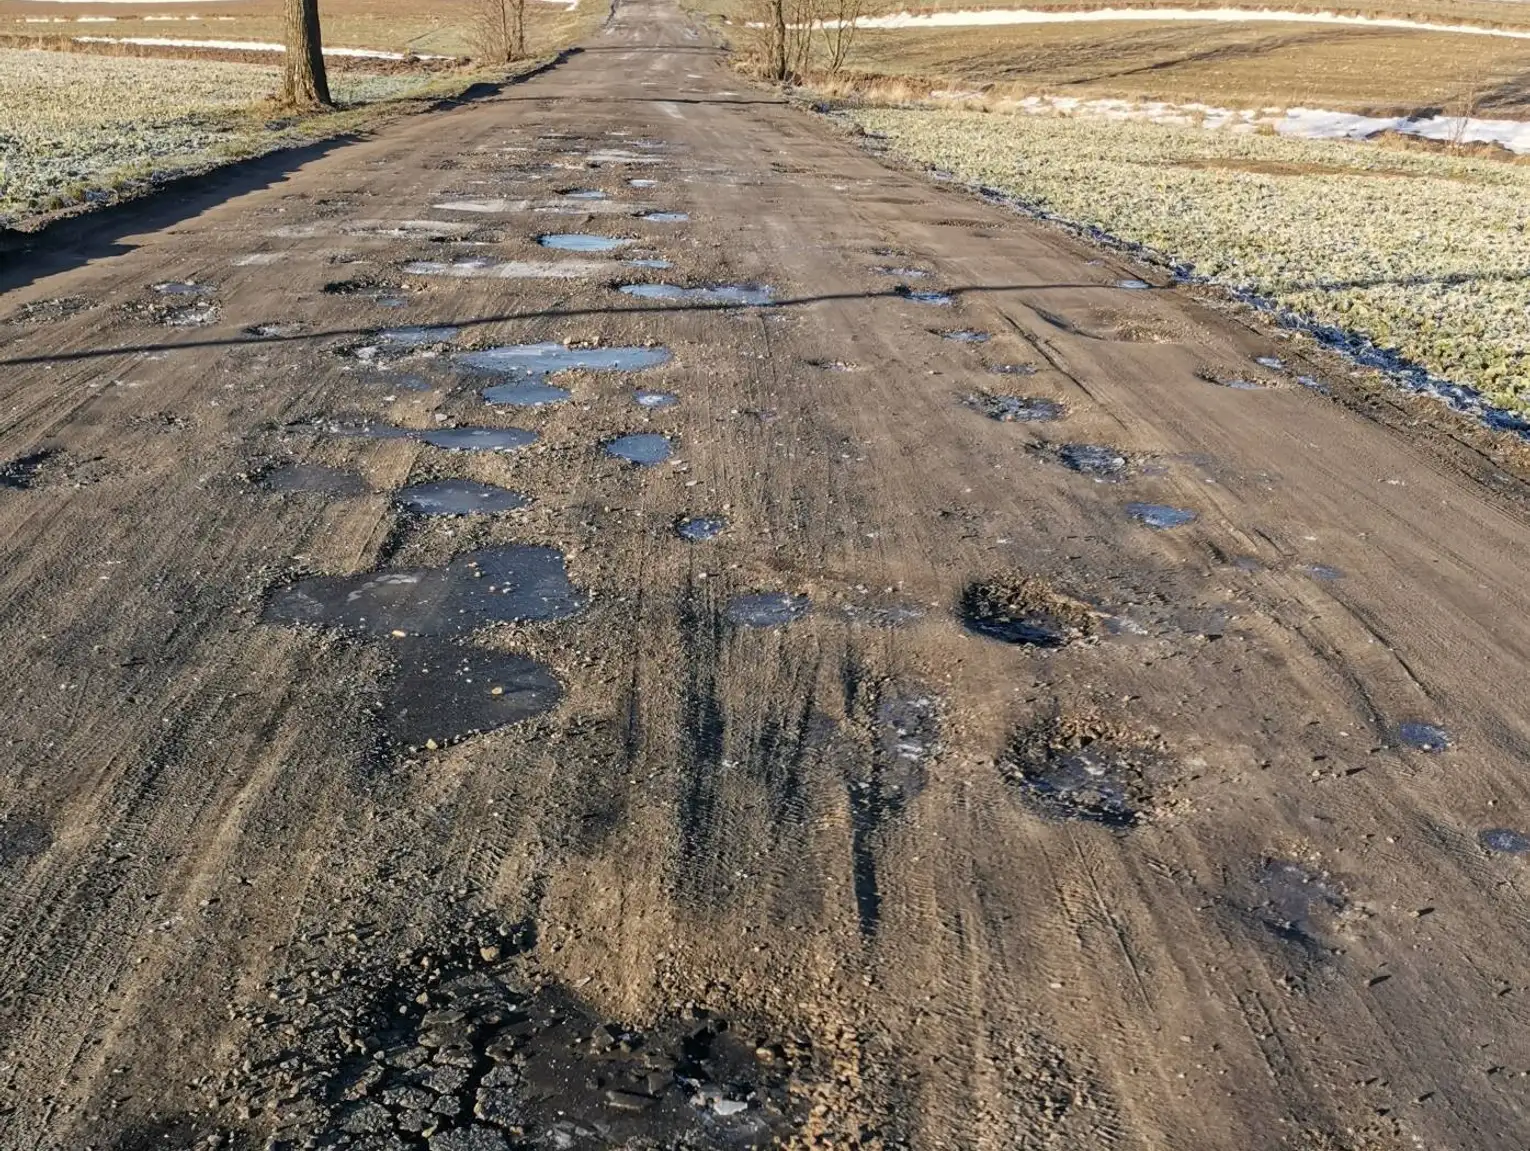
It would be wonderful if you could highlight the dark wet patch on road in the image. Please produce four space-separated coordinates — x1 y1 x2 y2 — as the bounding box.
397 481 529 515
965 392 1064 422
1058 443 1128 477
0 814 52 868
1250 858 1347 950
677 515 726 541
387 640 562 749
960 575 1095 648
1480 828 1530 854
538 233 631 252
1395 722 1451 752
258 463 370 496
1000 713 1160 828
619 283 774 306
1126 503 1197 529
894 286 953 306
726 593 810 628
605 433 673 465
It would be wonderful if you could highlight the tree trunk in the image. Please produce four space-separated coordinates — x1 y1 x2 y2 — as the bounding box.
281 0 332 110
511 0 526 58
770 0 787 81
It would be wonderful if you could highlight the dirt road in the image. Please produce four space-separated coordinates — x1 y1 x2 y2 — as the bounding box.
3 3 1530 1148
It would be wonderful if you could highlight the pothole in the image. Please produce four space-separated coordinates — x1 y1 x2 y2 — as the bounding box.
635 389 679 409
245 321 307 339
151 281 212 297
726 592 811 628
397 481 530 515
625 257 674 270
10 296 93 323
387 640 563 749
629 178 658 188
1249 857 1347 950
241 937 812 1147
258 463 370 496
483 381 573 406
1125 503 1197 529
895 286 952 306
538 233 632 252
558 188 608 199
838 599 926 628
964 392 1064 422
960 575 1095 648
991 363 1039 376
873 266 929 279
1115 278 1151 290
999 712 1165 828
1301 563 1344 581
457 343 671 380
420 428 540 452
403 259 605 280
1395 722 1451 752
380 325 460 348
619 283 773 306
938 328 988 343
677 515 726 541
1202 372 1266 391
0 448 59 491
639 211 689 223
605 433 673 466
1057 443 1128 477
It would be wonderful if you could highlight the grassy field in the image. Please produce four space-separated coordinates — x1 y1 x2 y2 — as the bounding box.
0 0 594 59
848 105 1530 411
0 0 606 228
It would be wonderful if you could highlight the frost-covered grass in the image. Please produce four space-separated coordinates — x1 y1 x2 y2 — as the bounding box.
0 49 469 226
848 106 1530 410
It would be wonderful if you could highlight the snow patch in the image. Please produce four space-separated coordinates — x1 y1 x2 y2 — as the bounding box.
70 34 450 58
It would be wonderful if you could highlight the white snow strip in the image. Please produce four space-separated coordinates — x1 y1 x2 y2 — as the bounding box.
70 34 450 58
991 91 1530 154
817 6 1530 39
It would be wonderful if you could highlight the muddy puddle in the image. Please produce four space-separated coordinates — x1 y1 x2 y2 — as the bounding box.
397 481 529 515
1126 503 1197 529
965 392 1064 423
640 211 690 223
625 257 674 270
538 233 632 252
1058 443 1128 477
1000 713 1160 828
403 258 605 280
619 283 774 306
0 449 57 491
244 938 809 1147
726 593 810 628
1116 279 1151 290
458 343 672 381
379 325 459 347
258 463 369 496
559 188 608 199
605 433 673 466
151 281 212 297
1480 828 1530 854
961 575 1095 648
677 515 726 541
482 380 574 406
1395 722 1451 752
1255 356 1286 369
634 389 679 409
264 546 583 747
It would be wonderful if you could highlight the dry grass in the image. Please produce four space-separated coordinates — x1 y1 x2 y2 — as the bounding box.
813 23 1530 115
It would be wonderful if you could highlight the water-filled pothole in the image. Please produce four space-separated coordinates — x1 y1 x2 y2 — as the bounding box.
379 325 459 347
1126 503 1197 529
874 266 929 279
939 329 989 343
1251 858 1347 948
397 481 530 515
1059 443 1128 476
1116 279 1151 290
895 286 952 306
458 343 672 380
625 257 673 270
640 211 689 223
992 363 1039 377
559 188 608 199
629 178 658 188
965 392 1064 422
726 592 810 628
619 283 773 306
1000 713 1164 828
258 463 369 496
1302 563 1344 581
420 427 540 452
1396 722 1451 752
635 389 679 409
960 575 1094 648
605 433 673 465
387 639 562 749
481 380 573 406
1480 828 1530 854
152 281 212 297
677 515 726 541
538 234 631 252
0 449 57 491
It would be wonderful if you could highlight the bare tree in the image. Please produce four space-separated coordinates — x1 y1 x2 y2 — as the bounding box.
818 0 863 74
474 0 528 63
281 0 332 110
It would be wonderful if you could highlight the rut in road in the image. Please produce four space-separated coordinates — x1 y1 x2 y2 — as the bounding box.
2 0 1530 1148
